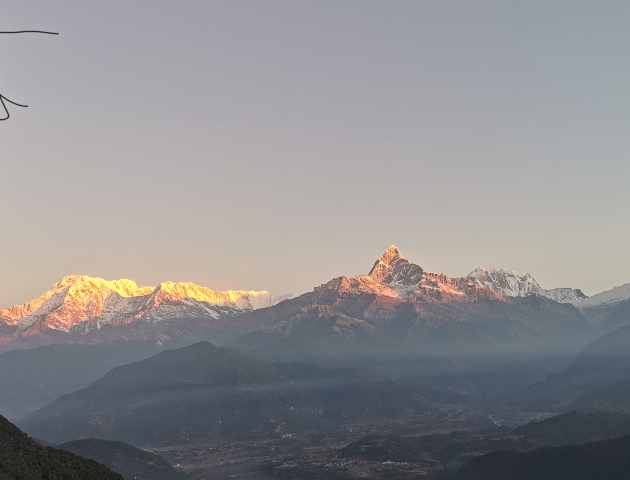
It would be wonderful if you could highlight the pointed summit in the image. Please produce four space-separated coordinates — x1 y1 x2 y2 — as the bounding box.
382 245 404 264
370 245 404 274
369 244 410 276
368 245 409 284
331 245 502 303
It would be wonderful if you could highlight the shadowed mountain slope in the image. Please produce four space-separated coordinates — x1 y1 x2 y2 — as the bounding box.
513 410 630 446
275 362 440 421
18 341 471 447
512 324 630 411
570 380 630 412
455 435 630 480
18 342 326 445
597 297 630 332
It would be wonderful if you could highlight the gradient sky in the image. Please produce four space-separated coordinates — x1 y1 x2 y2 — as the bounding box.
2 1 630 308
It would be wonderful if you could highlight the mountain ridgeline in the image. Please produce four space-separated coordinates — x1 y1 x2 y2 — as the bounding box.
18 341 471 446
18 342 325 445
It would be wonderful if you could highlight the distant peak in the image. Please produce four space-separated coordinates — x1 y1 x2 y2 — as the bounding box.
53 275 95 288
468 267 531 279
378 245 404 265
466 267 588 305
51 275 147 293
368 245 406 278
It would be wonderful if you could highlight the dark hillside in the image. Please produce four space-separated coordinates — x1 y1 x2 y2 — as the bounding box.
570 380 630 411
456 435 630 480
598 298 630 333
0 414 121 480
512 325 630 411
19 342 326 445
514 410 630 445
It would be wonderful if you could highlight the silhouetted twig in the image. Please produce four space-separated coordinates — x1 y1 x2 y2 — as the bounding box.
0 95 28 121
0 31 59 35
0 29 58 120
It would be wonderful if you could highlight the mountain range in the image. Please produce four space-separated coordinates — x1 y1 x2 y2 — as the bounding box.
6 245 630 479
0 246 608 414
0 275 295 351
1 246 629 419
226 246 594 397
2 246 629 354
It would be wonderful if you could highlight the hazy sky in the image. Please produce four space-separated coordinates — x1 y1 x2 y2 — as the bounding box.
2 1 629 307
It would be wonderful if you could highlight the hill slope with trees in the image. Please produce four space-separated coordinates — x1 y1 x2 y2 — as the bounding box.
0 414 122 480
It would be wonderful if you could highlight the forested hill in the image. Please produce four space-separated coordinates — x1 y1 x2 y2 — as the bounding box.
0 414 122 480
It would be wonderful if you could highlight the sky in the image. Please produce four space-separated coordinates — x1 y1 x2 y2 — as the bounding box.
1 1 630 307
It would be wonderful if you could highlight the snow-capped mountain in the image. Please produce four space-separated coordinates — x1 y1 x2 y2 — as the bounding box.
467 267 587 305
3 246 627 352
0 247 594 401
466 267 630 310
544 287 588 305
581 283 630 308
316 246 504 304
231 246 591 389
0 275 294 342
467 267 543 297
